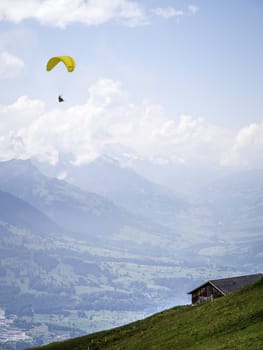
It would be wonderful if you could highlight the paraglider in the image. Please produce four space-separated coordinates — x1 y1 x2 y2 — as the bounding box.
46 56 75 73
46 56 75 102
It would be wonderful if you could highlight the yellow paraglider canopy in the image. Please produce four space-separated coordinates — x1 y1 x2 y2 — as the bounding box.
46 56 75 72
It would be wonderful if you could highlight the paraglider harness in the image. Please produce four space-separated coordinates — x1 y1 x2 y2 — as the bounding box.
58 95 64 103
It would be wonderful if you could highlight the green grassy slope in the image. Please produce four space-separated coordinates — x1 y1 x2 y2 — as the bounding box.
28 278 263 350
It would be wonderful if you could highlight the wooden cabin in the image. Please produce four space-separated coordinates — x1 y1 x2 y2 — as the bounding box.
188 273 262 305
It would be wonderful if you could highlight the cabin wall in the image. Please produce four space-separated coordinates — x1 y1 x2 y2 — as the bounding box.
191 284 223 304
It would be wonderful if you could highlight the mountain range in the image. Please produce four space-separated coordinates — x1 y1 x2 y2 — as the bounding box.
0 157 262 349
0 189 59 235
0 159 130 240
40 156 263 265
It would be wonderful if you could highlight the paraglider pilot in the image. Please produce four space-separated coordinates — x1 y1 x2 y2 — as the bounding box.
58 95 64 103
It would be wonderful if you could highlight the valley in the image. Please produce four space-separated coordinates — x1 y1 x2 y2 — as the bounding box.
0 159 262 349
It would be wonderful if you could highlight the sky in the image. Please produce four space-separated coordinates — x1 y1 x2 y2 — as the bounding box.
0 0 263 171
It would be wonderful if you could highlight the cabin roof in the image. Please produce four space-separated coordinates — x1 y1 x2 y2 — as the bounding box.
188 273 263 295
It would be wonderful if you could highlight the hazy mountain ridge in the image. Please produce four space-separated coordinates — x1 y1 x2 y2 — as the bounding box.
1 157 262 261
0 189 59 235
193 170 263 263
0 159 152 240
35 156 189 229
35 157 263 259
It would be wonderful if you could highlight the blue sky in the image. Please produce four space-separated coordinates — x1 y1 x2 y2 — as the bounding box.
0 0 263 170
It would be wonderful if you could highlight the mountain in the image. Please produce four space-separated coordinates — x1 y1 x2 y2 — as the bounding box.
192 169 263 265
0 159 141 240
34 156 189 228
1 158 262 262
6 158 263 264
0 159 194 260
0 190 59 235
198 169 263 232
26 277 263 350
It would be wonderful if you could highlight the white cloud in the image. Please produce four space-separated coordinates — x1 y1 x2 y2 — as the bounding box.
0 51 24 78
199 246 227 257
152 4 199 19
188 4 199 15
0 0 147 28
0 79 229 167
0 95 44 133
0 1 200 27
221 122 263 168
152 7 184 19
88 79 127 107
0 79 262 170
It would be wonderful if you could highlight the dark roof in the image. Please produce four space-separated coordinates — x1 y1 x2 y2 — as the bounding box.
188 273 263 295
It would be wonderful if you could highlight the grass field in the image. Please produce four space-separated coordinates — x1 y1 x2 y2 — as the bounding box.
27 277 263 350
